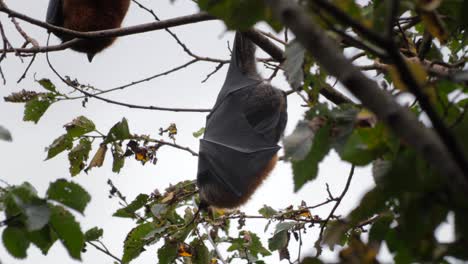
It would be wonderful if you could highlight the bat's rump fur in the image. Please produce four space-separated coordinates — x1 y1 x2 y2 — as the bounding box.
198 154 279 208
47 0 130 61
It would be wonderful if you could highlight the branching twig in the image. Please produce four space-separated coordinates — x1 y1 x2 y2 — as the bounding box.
314 165 355 256
94 59 199 96
44 38 211 113
202 62 226 83
133 135 199 156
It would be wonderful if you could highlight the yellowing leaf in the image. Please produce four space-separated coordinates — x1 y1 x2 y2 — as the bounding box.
388 59 428 91
212 207 228 216
85 144 107 173
418 0 443 11
177 243 192 257
299 210 312 218
160 192 174 204
356 109 377 127
135 152 147 161
420 11 449 44
179 251 192 257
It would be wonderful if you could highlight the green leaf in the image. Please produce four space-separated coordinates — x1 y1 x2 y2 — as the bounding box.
379 149 440 193
104 118 131 143
3 183 49 231
192 127 205 138
4 182 41 219
2 226 30 259
113 194 149 218
112 143 125 173
283 121 314 160
369 214 393 243
157 241 178 264
84 227 103 241
64 116 95 138
150 203 169 219
301 257 324 264
198 0 268 30
22 200 51 231
47 179 91 213
339 126 388 166
190 239 210 264
0 125 12 141
284 40 306 88
49 205 84 260
349 188 387 224
259 205 277 218
275 222 296 233
268 230 289 251
328 105 359 153
333 0 363 21
228 231 271 258
122 223 155 264
248 232 271 257
4 182 38 209
292 125 331 192
322 221 349 251
27 225 57 255
23 96 53 124
46 134 73 160
38 78 57 93
385 229 413 263
67 138 92 176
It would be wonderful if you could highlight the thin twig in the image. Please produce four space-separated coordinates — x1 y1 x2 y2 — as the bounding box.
87 241 122 263
202 224 227 264
258 29 287 45
94 59 199 96
297 231 303 264
133 135 199 156
202 62 226 83
314 165 355 256
16 54 36 83
44 37 211 113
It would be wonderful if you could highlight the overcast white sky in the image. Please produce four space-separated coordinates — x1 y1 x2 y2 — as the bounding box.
1 0 449 263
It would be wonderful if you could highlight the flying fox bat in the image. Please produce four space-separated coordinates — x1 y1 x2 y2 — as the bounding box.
46 0 131 62
197 32 288 209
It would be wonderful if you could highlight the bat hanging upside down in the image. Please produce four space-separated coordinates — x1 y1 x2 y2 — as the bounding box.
46 0 131 62
197 32 288 209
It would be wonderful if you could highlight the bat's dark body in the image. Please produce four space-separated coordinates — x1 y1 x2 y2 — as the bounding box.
46 0 131 62
197 32 287 208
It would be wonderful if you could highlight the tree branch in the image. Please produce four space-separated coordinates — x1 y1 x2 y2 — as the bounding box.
0 4 215 40
266 0 468 195
309 0 387 47
244 29 354 105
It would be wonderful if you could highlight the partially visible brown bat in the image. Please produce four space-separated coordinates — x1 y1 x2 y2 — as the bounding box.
46 0 131 62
